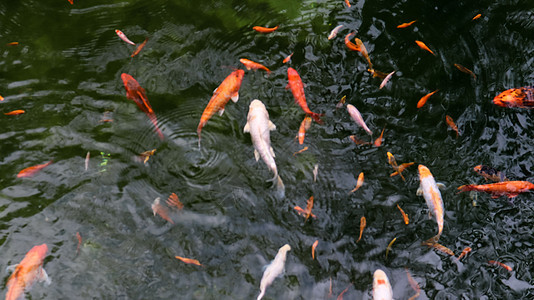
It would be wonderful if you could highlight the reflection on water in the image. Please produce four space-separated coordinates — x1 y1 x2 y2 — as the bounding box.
1 0 534 298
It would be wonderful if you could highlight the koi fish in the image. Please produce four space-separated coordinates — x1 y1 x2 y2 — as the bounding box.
151 197 174 224
328 25 344 40
6 42 19 46
473 165 506 182
257 244 291 300
349 172 364 194
139 149 156 164
373 127 385 147
297 116 312 144
338 284 351 299
387 152 405 181
405 269 421 300
493 86 534 108
344 32 360 52
422 241 454 256
0 94 4 101
294 206 317 219
457 247 472 260
454 63 476 80
131 38 148 57
311 240 318 259
85 151 90 171
385 237 396 259
368 68 389 79
304 196 314 221
253 25 279 33
379 71 395 89
17 161 53 178
344 0 351 7
76 232 82 255
240 58 271 74
372 269 393 300
67 0 73 4
390 162 414 179
313 164 319 182
282 52 293 64
293 147 308 156
175 255 202 266
4 110 25 115
120 73 164 140
166 192 184 210
349 135 371 145
472 14 482 20
397 204 409 224
397 20 416 28
488 260 512 271
417 164 445 243
244 100 284 194
197 69 245 145
415 40 435 55
457 181 534 198
287 67 324 124
445 115 459 137
347 104 372 135
6 244 50 300
354 38 372 68
357 216 366 242
417 90 439 108
115 29 136 45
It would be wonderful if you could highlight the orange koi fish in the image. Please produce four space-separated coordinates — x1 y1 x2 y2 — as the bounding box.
397 20 416 28
311 240 318 259
139 149 156 164
415 40 435 55
493 86 534 108
67 0 73 4
390 162 415 178
197 69 245 145
115 29 136 45
454 63 476 79
368 68 388 79
344 0 351 8
472 14 482 20
357 216 366 242
387 152 407 181
121 73 164 140
287 67 324 123
4 110 25 115
417 165 445 243
445 115 459 137
379 71 395 89
131 38 148 57
252 25 279 33
354 38 372 68
76 232 82 254
294 206 317 219
344 32 360 51
372 269 393 300
349 135 371 145
6 244 50 300
305 196 314 221
328 25 344 40
6 42 19 46
417 89 439 108
240 58 271 74
283 52 293 64
473 165 506 182
293 146 309 156
488 260 512 271
17 161 53 178
349 172 364 194
458 181 534 198
297 116 312 145
166 192 184 210
151 197 174 224
457 246 472 260
373 127 385 147
175 255 202 266
397 204 409 224
0 94 4 101
422 241 454 256
385 237 397 259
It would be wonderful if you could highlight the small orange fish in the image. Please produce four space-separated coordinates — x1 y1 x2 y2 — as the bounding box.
6 244 50 300
349 135 371 145
166 193 184 210
457 246 472 260
151 197 174 224
386 237 397 258
357 216 366 242
337 284 351 300
6 42 19 46
297 116 312 145
252 25 279 33
4 110 25 115
397 20 416 28
368 68 389 79
349 172 364 193
417 90 439 108
283 52 293 64
422 241 454 256
115 29 136 45
354 38 372 68
387 152 406 181
373 127 385 147
343 0 351 8
445 115 459 137
17 161 53 178
67 0 73 4
175 255 202 266
458 181 534 198
311 240 318 259
336 95 346 109
390 162 414 178
454 63 476 79
240 58 271 74
415 40 435 55
294 206 317 219
76 232 82 254
405 269 421 300
293 146 309 156
305 196 314 221
488 260 512 271
344 32 360 52
139 149 156 164
493 86 534 108
473 165 506 182
287 67 324 124
0 94 4 101
397 204 409 224
131 38 148 57
472 14 482 20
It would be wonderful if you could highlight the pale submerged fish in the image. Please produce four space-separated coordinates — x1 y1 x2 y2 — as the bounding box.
257 244 291 300
373 269 393 300
347 104 372 135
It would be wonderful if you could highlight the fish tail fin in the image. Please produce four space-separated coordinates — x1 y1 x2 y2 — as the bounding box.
309 113 324 125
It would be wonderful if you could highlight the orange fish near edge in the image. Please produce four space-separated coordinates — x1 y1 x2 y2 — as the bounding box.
287 67 324 124
4 110 25 115
417 90 439 108
6 244 50 300
397 20 416 28
120 73 164 140
458 181 534 198
17 161 53 178
493 86 534 108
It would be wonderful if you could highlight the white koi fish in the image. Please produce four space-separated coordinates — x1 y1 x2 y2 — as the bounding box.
417 164 445 243
257 244 291 300
347 104 372 135
372 269 393 300
244 99 284 195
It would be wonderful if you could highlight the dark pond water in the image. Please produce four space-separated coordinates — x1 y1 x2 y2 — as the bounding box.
1 0 534 299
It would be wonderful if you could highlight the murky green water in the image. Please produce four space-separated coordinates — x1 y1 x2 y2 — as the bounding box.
1 0 534 299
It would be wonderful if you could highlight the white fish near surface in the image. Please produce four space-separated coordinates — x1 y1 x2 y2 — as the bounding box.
379 71 395 89
417 164 445 243
372 269 393 300
244 99 284 194
257 244 291 300
347 104 373 135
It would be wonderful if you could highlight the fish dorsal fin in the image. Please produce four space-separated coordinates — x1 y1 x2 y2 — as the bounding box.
437 182 446 190
218 108 225 116
5 264 18 274
39 267 51 285
254 150 260 161
243 122 250 133
268 121 276 131
416 185 423 196
231 92 239 103
270 147 275 157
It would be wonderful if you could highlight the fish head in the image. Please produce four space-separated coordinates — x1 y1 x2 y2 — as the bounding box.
232 69 245 84
279 244 291 253
249 99 265 110
493 88 523 107
372 269 393 299
473 165 483 173
418 164 433 180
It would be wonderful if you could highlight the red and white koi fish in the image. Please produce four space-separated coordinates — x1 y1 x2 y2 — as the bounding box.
287 67 324 124
121 73 164 140
372 269 393 300
417 165 445 243
6 244 50 300
115 29 136 45
458 181 534 198
197 69 245 146
244 100 284 194
257 244 291 300
347 104 372 135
